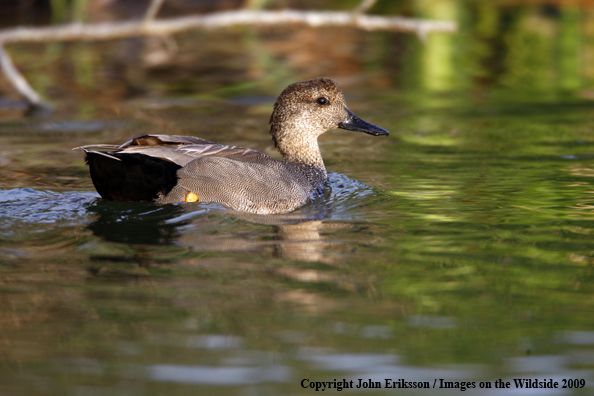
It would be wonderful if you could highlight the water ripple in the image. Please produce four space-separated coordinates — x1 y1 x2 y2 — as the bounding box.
0 188 97 230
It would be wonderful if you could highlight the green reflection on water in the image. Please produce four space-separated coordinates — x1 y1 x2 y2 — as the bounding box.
416 0 457 91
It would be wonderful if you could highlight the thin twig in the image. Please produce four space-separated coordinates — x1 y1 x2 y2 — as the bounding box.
143 0 166 24
354 0 378 14
0 44 52 110
0 10 457 45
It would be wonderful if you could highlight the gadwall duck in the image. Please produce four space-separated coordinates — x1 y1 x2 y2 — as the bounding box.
78 78 388 214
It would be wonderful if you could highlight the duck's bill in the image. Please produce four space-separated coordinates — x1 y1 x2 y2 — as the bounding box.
338 109 389 136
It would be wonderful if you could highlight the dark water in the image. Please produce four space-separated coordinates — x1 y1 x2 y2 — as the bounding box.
2 1 594 395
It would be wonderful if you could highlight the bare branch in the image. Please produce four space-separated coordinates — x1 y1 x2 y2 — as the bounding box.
0 8 456 111
143 0 166 24
0 10 457 45
0 44 52 110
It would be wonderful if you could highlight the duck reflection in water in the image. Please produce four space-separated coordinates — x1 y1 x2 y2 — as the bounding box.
86 199 347 265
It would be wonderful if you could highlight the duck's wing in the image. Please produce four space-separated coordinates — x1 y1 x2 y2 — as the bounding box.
76 134 271 167
77 134 274 202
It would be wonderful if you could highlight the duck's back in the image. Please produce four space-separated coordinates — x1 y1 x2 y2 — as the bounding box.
82 134 327 214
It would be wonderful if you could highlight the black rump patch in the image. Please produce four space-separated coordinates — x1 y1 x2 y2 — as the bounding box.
85 152 181 202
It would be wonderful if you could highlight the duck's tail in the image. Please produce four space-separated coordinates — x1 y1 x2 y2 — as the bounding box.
84 150 181 202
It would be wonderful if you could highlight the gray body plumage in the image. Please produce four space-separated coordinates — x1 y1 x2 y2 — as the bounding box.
77 78 388 214
154 138 328 213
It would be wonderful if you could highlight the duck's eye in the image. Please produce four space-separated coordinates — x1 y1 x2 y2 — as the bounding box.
317 97 329 105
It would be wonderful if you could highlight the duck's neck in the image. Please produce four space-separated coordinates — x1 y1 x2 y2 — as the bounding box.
280 139 325 169
273 124 326 170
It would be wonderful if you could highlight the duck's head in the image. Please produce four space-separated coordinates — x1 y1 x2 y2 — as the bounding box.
270 78 389 158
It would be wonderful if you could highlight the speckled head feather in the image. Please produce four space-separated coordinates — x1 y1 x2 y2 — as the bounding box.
269 78 348 165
